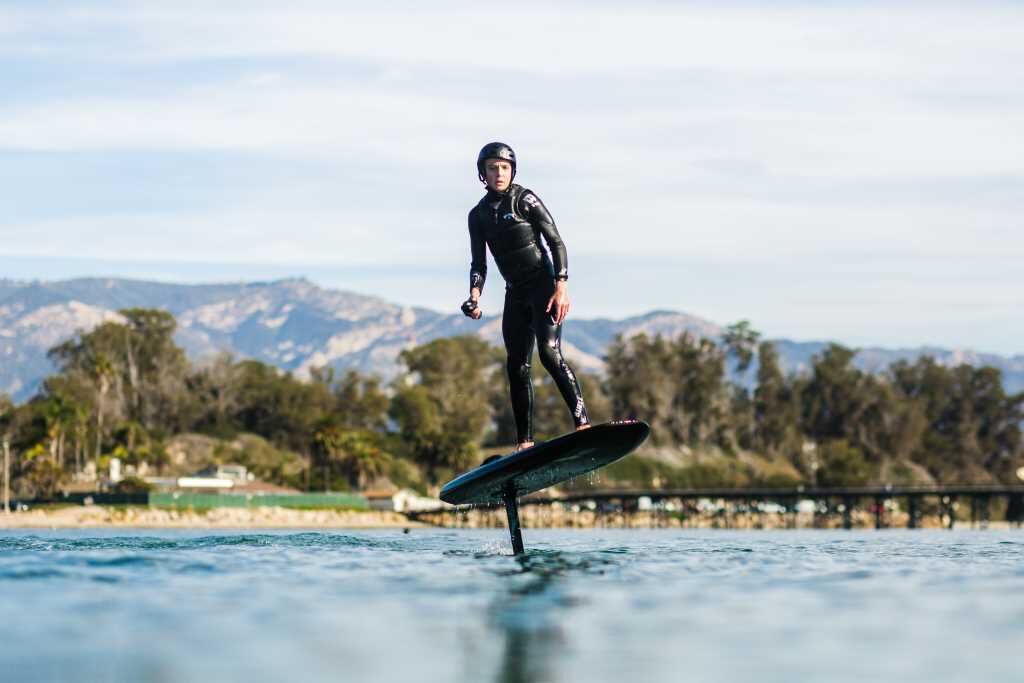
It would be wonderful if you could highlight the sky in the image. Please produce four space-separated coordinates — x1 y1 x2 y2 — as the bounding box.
1 1 1022 354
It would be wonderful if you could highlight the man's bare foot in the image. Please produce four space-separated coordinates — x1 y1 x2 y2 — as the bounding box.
576 423 592 431
515 441 535 452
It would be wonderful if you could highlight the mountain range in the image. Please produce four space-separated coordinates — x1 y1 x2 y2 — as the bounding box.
1 277 1021 403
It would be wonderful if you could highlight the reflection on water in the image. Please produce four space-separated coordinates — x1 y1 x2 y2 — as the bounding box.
491 581 562 683
489 550 617 683
1 529 1023 683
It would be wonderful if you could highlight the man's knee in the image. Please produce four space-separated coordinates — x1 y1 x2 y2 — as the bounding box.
507 356 531 383
537 342 562 372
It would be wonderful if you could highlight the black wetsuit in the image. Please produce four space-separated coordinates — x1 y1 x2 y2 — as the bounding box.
468 183 590 443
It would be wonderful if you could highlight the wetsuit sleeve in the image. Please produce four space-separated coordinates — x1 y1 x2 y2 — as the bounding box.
519 190 568 280
468 209 487 293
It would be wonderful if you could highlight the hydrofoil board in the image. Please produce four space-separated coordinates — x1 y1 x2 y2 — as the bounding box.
440 420 650 506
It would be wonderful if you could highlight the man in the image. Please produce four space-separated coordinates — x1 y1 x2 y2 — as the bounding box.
462 142 591 453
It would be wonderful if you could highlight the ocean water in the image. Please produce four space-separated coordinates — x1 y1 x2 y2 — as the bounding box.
1 528 1022 682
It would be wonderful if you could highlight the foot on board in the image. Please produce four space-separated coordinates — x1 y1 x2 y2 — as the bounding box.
479 439 535 467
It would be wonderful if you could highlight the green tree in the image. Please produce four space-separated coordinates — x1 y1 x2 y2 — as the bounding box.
800 344 865 442
722 320 761 374
390 336 500 480
229 360 337 488
49 329 122 461
753 341 797 455
313 423 391 491
606 332 733 449
891 358 1023 482
332 369 389 431
187 352 241 437
1 395 13 511
42 391 80 469
232 360 334 451
816 439 871 487
672 335 730 447
20 443 66 499
118 308 189 432
605 334 677 446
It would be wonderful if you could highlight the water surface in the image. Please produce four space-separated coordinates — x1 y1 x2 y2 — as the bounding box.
1 528 1022 682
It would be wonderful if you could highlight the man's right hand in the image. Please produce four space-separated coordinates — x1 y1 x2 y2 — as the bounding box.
461 298 482 320
462 287 483 320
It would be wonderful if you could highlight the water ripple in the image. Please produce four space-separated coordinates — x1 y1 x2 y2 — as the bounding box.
0 528 1021 682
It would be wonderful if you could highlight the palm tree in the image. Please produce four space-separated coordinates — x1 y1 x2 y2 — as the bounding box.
44 392 79 469
1 395 13 513
314 424 390 491
90 352 117 462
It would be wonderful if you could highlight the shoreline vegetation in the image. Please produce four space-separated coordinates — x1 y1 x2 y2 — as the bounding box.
1 310 1022 526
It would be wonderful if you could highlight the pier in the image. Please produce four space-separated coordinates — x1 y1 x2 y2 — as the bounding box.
414 484 1024 530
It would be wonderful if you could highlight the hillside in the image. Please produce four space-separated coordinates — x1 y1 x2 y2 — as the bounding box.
1 277 1021 402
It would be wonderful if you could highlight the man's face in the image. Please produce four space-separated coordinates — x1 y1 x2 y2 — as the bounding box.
484 159 513 192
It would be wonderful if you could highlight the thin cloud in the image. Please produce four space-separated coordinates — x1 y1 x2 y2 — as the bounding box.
0 1 1021 353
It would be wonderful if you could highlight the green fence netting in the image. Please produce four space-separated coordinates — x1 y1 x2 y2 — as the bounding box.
149 492 369 510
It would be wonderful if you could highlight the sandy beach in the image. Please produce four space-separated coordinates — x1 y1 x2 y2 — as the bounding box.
0 506 426 529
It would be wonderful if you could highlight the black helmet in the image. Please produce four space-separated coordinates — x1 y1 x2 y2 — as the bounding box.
477 142 516 182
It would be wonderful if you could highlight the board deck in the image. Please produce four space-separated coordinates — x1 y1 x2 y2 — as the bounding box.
440 420 650 506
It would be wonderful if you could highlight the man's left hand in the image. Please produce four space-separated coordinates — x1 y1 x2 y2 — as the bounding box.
546 281 571 325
